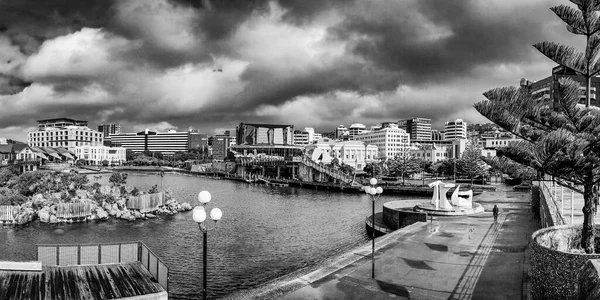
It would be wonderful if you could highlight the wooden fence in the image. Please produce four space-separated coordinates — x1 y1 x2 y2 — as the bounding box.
56 202 92 219
127 192 164 213
0 205 18 222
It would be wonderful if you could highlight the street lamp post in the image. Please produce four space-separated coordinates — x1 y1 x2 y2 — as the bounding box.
192 191 223 300
365 178 383 279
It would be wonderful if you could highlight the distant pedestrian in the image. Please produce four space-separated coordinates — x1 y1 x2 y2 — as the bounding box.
493 205 499 223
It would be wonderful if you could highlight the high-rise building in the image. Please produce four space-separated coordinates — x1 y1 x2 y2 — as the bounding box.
398 118 432 141
109 129 191 153
353 124 410 160
348 123 366 138
431 129 442 140
28 118 103 151
444 119 468 140
98 123 122 146
293 127 322 146
213 134 232 161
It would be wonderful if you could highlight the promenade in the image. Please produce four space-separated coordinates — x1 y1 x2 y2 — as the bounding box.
228 184 537 300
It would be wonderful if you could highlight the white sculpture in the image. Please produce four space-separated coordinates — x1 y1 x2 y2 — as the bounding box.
450 185 473 208
428 181 454 210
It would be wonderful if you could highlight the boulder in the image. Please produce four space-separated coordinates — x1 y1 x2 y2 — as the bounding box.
109 209 118 217
51 193 62 201
145 213 157 218
181 202 192 211
38 210 51 223
49 215 58 224
116 210 123 218
120 211 132 220
75 189 89 199
96 208 109 220
117 199 127 209
133 211 143 219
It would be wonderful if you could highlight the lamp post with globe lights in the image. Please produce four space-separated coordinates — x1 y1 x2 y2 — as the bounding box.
365 178 383 278
192 191 223 300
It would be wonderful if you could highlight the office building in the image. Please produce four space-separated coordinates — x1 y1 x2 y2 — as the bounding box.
305 138 378 171
525 65 600 107
293 127 322 146
410 144 448 163
335 125 349 140
109 129 191 153
431 130 442 140
444 119 468 140
236 123 293 146
398 118 432 141
353 124 410 160
348 123 366 137
98 123 121 146
28 118 103 152
73 145 127 165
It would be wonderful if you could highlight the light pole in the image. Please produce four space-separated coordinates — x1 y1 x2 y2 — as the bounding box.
192 191 223 300
365 178 383 279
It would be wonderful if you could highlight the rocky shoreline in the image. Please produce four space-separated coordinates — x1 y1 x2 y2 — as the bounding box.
2 186 192 226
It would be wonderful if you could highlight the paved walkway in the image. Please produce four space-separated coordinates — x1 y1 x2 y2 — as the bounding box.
232 184 538 300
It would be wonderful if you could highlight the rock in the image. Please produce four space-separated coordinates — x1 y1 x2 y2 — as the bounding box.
75 189 88 199
96 208 109 220
133 211 143 219
112 203 119 211
32 194 44 203
51 193 62 201
120 211 132 220
49 215 58 224
116 210 123 218
109 209 118 217
39 210 50 223
111 187 122 198
145 213 157 218
181 202 192 211
117 199 127 209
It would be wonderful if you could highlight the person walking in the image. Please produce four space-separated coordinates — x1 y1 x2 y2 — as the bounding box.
493 205 499 223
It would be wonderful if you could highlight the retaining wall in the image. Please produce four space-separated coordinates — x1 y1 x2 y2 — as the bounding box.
382 203 427 231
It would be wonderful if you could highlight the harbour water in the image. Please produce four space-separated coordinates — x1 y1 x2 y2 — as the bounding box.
0 173 428 299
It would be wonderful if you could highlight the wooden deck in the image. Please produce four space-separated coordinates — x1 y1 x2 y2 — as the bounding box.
0 262 166 300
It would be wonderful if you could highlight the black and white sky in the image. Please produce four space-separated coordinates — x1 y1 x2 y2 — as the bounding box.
0 0 581 140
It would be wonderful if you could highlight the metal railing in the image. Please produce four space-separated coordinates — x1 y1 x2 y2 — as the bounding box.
36 241 169 292
301 156 354 183
538 181 567 226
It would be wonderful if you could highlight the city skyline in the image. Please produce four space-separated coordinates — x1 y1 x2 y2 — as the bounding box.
0 0 574 141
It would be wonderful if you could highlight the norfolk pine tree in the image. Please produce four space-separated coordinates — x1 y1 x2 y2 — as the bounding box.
475 0 600 253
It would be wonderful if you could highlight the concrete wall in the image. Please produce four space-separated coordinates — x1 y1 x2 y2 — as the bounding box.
531 225 600 300
382 206 427 231
579 259 600 300
535 181 567 228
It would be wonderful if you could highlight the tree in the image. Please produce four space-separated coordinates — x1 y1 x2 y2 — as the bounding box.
476 0 600 254
363 162 384 178
339 163 355 176
388 154 420 185
456 138 487 184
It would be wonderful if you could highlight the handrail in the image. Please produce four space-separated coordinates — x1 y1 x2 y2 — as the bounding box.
539 181 567 226
36 241 169 292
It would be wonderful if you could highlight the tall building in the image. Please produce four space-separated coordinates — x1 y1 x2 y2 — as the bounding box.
293 127 322 146
213 134 232 161
526 65 600 108
444 119 468 140
353 124 410 160
188 132 209 151
398 118 432 141
98 123 122 146
109 129 192 153
28 118 103 151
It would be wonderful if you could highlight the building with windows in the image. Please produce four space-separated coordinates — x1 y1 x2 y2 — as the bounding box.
213 134 233 161
36 118 87 131
525 65 600 107
305 138 378 171
410 144 448 163
431 130 442 140
353 124 410 160
398 118 432 141
98 123 122 146
335 125 349 140
109 129 192 153
28 118 104 152
293 127 322 146
484 137 522 149
348 123 367 138
444 119 468 140
73 145 127 165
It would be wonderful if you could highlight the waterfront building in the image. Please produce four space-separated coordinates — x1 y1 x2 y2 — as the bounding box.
28 118 104 152
348 123 367 138
305 138 378 170
335 125 350 140
525 65 600 107
232 123 302 158
444 119 468 140
109 129 194 153
411 139 468 159
410 144 448 163
73 145 127 165
353 124 410 160
398 118 432 141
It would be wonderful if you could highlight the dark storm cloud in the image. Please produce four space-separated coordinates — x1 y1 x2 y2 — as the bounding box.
331 0 551 86
0 74 31 95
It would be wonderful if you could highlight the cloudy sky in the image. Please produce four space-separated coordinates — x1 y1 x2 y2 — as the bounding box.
0 0 582 141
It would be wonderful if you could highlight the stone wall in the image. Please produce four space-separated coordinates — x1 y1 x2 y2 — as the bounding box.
579 259 600 300
382 206 427 231
531 225 600 300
